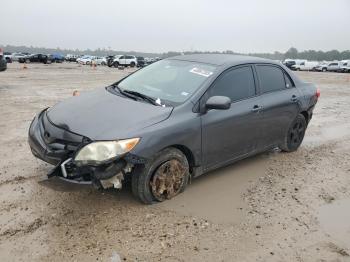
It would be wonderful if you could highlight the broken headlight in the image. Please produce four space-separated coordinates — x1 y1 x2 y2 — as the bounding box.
74 138 140 165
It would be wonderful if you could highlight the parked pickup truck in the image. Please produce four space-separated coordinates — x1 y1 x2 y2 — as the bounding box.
340 61 350 73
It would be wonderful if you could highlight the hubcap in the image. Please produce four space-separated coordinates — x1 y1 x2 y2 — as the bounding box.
150 159 186 201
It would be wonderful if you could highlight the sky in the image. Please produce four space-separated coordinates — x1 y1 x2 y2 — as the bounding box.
1 0 349 53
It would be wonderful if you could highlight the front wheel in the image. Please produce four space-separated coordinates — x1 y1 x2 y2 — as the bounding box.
131 148 190 204
279 114 307 152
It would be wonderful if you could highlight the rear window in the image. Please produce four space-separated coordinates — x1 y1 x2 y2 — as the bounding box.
257 65 286 93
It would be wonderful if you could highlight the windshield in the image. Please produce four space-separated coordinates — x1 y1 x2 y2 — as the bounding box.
117 60 216 105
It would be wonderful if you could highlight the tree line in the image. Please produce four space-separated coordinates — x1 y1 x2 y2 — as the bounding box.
1 45 349 61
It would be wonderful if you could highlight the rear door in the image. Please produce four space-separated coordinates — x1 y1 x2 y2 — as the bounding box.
255 64 300 149
125 55 132 65
119 55 125 65
201 65 263 170
328 62 338 71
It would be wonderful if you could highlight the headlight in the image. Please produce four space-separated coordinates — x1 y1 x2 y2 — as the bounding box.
74 138 140 165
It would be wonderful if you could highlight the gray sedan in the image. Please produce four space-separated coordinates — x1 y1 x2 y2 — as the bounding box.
28 54 319 204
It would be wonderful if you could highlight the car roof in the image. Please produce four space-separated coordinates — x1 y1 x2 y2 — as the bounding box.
168 54 275 66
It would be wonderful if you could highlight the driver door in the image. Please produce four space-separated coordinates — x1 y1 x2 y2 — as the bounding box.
201 65 263 171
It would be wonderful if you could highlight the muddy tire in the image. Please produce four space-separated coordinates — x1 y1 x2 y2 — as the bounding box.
131 148 189 204
279 114 307 152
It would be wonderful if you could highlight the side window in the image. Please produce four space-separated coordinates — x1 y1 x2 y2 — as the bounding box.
208 66 256 102
256 65 286 93
119 56 125 59
284 72 294 88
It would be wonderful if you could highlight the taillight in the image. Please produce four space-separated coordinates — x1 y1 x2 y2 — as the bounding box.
316 88 320 98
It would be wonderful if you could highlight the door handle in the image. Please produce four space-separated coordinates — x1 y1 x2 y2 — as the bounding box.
291 95 298 102
252 105 263 112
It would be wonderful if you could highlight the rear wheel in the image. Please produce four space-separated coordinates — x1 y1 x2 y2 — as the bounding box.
131 148 189 204
322 68 327 72
130 62 136 67
279 114 307 152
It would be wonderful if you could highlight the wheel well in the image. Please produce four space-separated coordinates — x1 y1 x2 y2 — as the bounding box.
170 145 195 173
300 111 309 123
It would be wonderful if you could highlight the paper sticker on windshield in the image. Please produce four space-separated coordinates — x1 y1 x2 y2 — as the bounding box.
189 67 213 77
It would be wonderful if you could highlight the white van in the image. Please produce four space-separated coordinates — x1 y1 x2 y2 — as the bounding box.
292 61 319 71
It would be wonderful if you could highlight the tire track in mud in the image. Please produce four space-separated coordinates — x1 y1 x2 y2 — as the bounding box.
0 218 46 238
0 174 43 187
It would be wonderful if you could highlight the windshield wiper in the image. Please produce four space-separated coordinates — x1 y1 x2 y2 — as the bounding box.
122 90 160 106
110 84 138 101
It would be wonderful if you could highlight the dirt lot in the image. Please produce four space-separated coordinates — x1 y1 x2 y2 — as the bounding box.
1 63 350 262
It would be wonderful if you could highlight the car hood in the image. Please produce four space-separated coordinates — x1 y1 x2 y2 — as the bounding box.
47 88 173 140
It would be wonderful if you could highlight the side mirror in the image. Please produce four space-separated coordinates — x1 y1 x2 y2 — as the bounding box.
205 96 231 110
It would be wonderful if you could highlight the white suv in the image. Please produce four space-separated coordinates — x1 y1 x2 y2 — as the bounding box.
112 55 137 67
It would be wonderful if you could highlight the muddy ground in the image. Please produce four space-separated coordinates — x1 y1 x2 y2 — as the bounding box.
0 63 350 262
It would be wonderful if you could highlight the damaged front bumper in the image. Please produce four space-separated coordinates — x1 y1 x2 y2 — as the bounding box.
49 156 131 189
28 109 145 188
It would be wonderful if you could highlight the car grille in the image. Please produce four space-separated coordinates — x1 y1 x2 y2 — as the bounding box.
40 111 85 154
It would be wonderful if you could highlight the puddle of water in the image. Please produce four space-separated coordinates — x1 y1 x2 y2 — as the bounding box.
158 154 269 225
318 198 350 249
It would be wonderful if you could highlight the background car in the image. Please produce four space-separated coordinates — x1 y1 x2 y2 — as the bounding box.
77 55 93 65
112 55 137 67
136 56 146 67
0 54 7 71
283 59 307 69
11 52 27 62
106 55 115 67
339 61 350 73
18 54 52 64
65 54 79 62
291 61 319 71
92 56 107 65
314 62 329 72
3 52 13 63
326 61 343 72
51 53 65 63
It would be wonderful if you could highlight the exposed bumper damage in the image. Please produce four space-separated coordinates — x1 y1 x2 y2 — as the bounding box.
28 109 145 189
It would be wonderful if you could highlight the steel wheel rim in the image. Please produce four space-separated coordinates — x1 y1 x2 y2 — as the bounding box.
150 159 186 201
